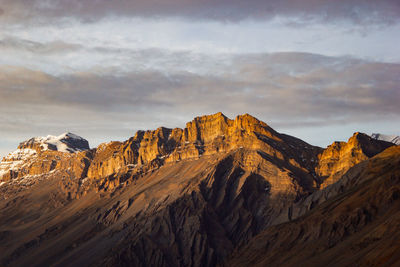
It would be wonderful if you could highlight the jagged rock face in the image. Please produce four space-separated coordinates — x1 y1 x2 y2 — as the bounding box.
86 112 321 182
316 132 393 188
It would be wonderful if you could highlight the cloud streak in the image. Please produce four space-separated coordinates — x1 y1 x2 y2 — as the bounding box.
0 37 82 54
1 0 399 25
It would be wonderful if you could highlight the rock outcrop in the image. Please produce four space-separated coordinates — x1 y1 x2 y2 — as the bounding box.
316 132 393 188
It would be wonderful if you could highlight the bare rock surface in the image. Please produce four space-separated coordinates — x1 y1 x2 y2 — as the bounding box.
316 132 393 188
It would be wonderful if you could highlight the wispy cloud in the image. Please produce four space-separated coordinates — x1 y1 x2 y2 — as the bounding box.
0 37 82 54
1 0 399 25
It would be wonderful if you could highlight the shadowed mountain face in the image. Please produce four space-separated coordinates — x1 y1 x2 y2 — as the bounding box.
225 146 400 267
0 113 397 267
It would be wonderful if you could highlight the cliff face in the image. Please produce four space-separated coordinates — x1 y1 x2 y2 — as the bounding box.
0 113 397 267
316 132 393 188
22 112 318 187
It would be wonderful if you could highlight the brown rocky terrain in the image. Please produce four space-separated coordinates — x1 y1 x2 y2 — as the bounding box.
0 113 398 267
225 146 400 267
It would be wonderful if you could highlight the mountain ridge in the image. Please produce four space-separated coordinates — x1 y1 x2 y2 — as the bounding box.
0 113 398 267
371 133 400 145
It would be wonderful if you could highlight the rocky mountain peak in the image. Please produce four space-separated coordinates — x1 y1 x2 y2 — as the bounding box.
18 132 89 153
0 132 90 181
85 112 284 181
316 131 394 188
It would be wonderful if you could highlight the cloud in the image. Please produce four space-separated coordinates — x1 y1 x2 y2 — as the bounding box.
0 37 82 54
0 0 399 25
0 52 399 127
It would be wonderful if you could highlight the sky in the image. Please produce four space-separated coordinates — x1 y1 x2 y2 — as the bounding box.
0 0 399 157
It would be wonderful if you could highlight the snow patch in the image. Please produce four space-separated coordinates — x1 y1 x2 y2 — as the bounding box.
29 132 88 152
0 148 36 178
371 133 400 145
4 148 36 161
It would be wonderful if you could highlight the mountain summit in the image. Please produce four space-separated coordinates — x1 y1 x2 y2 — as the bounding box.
0 132 89 181
18 132 89 153
0 113 399 267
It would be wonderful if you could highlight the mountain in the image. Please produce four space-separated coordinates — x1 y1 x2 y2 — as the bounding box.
371 133 400 145
315 132 393 189
0 132 89 182
0 113 398 267
18 132 90 153
225 146 400 267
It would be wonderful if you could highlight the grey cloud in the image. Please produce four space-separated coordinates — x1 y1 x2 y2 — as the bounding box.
0 37 82 54
0 36 235 75
0 0 399 25
1 52 399 126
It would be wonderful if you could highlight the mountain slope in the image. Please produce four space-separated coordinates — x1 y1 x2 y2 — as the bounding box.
225 146 400 267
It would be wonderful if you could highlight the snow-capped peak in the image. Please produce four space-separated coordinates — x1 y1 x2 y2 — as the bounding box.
371 133 400 145
0 132 89 179
18 132 90 153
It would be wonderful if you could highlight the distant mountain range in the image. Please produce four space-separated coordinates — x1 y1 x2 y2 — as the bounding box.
0 113 399 267
371 133 400 145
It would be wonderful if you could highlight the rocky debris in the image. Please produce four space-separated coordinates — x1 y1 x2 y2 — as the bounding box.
315 132 393 188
